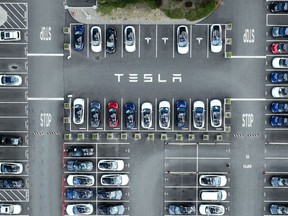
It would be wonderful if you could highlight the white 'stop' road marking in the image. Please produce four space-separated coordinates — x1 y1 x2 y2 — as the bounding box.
27 53 64 57
28 97 64 101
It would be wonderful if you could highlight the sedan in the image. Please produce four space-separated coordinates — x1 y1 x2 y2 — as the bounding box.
65 188 94 200
200 190 227 201
271 115 288 127
272 87 288 98
0 163 23 174
272 57 288 68
270 1 288 13
0 203 22 214
66 146 94 157
90 26 101 52
98 160 124 171
270 204 288 214
107 101 119 128
66 175 95 186
270 72 288 83
66 203 93 215
193 101 205 129
271 176 288 187
124 103 136 129
97 189 122 200
210 24 222 53
176 100 187 128
97 204 125 215
199 204 225 215
167 204 195 215
271 43 288 54
141 102 153 129
66 160 93 172
124 26 136 52
73 98 85 125
74 25 84 51
106 28 117 54
272 26 288 37
0 178 24 189
210 99 222 128
199 175 227 187
100 174 129 186
177 25 189 54
159 101 171 129
0 135 22 146
90 101 101 128
0 75 22 86
0 30 21 41
271 102 288 113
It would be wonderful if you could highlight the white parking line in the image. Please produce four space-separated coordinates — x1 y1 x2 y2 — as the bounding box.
104 98 106 131
0 57 27 59
121 98 123 131
10 190 21 201
189 98 192 131
87 24 89 58
172 98 174 132
155 98 158 131
86 97 89 131
0 116 28 118
206 98 209 131
190 25 192 58
155 25 158 58
104 25 106 58
173 25 175 58
265 128 288 130
207 25 209 58
138 98 140 131
165 157 230 160
165 185 230 189
64 142 130 145
121 25 123 58
138 24 140 58
265 157 288 159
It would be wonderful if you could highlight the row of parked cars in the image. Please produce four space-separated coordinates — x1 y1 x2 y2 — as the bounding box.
73 98 223 129
269 176 288 214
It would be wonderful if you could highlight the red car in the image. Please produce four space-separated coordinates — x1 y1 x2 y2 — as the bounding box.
271 42 288 54
107 101 119 128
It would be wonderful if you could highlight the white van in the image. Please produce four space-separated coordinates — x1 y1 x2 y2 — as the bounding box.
200 190 227 201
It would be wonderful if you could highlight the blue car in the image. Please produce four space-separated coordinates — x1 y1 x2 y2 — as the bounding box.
271 102 288 113
65 188 94 200
270 72 288 83
272 26 288 38
90 101 101 128
271 176 288 187
66 160 93 172
270 204 288 214
176 100 187 128
124 103 136 129
270 1 288 13
271 115 288 127
74 25 84 51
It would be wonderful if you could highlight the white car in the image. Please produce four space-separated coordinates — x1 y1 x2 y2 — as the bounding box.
141 102 153 129
0 162 23 174
66 203 93 215
0 203 22 215
73 98 85 125
272 87 288 98
0 31 21 41
210 24 222 53
100 174 129 186
193 101 205 129
97 160 125 171
177 25 189 54
159 101 170 129
124 26 136 52
199 204 225 215
272 57 288 68
90 26 102 52
66 175 95 186
200 190 227 201
0 75 22 86
210 99 222 127
199 175 227 187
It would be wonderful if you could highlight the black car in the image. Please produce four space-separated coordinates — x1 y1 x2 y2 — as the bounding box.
90 101 101 128
0 135 22 146
0 178 24 189
74 25 84 51
97 204 125 215
65 188 94 200
124 103 136 129
66 146 94 157
106 28 117 54
270 204 288 214
167 204 195 215
96 189 122 200
272 27 288 37
270 1 288 13
66 160 93 172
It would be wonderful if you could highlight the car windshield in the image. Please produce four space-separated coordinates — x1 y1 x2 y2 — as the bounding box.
212 106 221 125
212 29 221 46
179 31 188 47
75 31 82 46
143 109 151 125
207 206 221 214
280 27 288 36
2 76 17 84
74 105 83 120
126 29 134 46
73 206 88 214
103 176 120 185
278 178 288 186
100 161 115 169
92 30 100 46
278 206 288 214
277 3 288 11
280 88 288 96
126 114 134 124
195 107 204 126
160 108 169 126
91 108 99 121
280 58 288 66
1 164 18 173
202 176 220 186
107 32 115 47
109 108 117 124
73 176 90 185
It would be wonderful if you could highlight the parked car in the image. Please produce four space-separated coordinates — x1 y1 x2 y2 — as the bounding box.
100 174 129 186
270 204 288 214
0 203 22 214
97 204 125 215
66 160 93 172
272 57 288 68
90 101 101 128
193 101 205 129
124 103 136 129
66 146 94 157
271 176 288 187
270 1 288 13
176 100 187 128
90 26 101 52
73 98 85 125
270 72 288 83
65 188 94 200
124 26 136 52
200 190 227 201
107 101 119 128
0 178 24 189
74 25 84 51
66 175 95 186
98 160 124 171
0 75 22 86
159 101 171 129
177 25 189 54
167 204 195 215
271 115 288 127
271 102 288 113
0 30 21 41
272 27 288 37
210 24 222 53
141 102 153 129
199 204 225 215
272 87 288 98
106 28 117 54
210 99 222 128
66 203 93 215
0 162 23 174
199 175 227 187
0 135 22 146
271 43 288 54
96 189 122 200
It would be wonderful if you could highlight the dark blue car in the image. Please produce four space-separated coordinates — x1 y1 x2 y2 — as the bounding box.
270 1 288 13
270 204 288 214
176 100 187 128
66 160 93 172
270 72 288 83
271 115 288 127
90 101 101 128
271 102 288 113
65 188 94 200
272 27 288 37
74 25 84 51
124 103 136 129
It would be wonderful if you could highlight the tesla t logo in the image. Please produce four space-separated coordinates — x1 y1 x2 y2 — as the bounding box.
114 74 182 83
243 29 255 43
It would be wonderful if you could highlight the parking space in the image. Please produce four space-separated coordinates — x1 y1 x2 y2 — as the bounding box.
0 3 28 29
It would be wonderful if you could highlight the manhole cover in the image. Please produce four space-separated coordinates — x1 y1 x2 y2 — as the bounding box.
11 65 18 70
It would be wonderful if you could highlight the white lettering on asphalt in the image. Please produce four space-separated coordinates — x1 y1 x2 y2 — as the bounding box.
243 29 255 43
114 74 182 83
242 113 254 127
40 113 52 127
